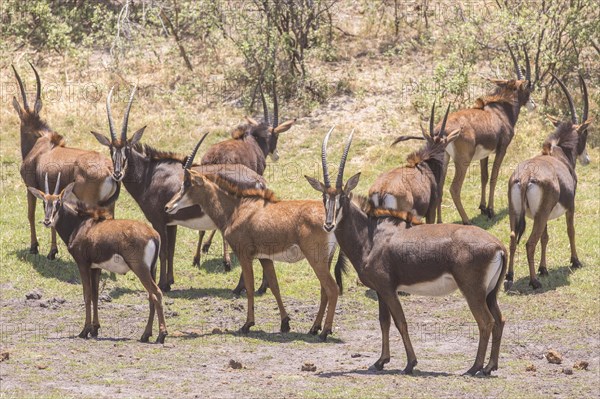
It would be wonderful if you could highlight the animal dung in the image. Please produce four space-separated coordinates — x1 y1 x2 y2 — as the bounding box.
545 350 563 364
301 362 317 372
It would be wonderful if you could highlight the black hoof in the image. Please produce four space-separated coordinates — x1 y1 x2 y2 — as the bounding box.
156 331 167 344
571 258 582 269
486 208 495 219
319 329 332 342
369 358 389 371
256 285 268 296
308 325 321 335
29 243 39 255
91 325 100 337
503 280 514 292
223 260 232 272
403 359 417 375
231 287 244 296
529 279 542 290
464 364 482 376
78 326 92 339
479 204 487 214
192 256 200 267
538 266 549 276
280 316 291 333
158 283 171 292
140 332 151 343
201 243 211 254
240 321 255 334
47 248 58 260
482 363 497 376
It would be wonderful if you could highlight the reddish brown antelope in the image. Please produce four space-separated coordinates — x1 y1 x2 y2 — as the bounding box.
28 179 167 343
305 128 506 375
199 87 296 294
369 102 460 222
506 74 591 290
437 45 534 224
166 134 344 341
12 63 117 259
91 88 266 292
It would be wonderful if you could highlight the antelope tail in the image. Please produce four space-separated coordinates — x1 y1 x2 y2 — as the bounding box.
515 180 528 244
334 250 349 294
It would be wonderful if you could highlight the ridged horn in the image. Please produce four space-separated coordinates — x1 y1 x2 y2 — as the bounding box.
106 86 117 142
336 130 354 189
550 73 577 124
54 172 61 195
507 43 524 80
184 132 210 170
121 86 137 141
12 65 29 111
322 126 334 188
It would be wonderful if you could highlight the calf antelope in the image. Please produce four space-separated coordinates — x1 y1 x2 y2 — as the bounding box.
28 179 167 343
506 74 591 290
369 102 460 222
12 63 117 259
305 128 506 375
437 45 534 224
165 134 343 341
91 88 266 292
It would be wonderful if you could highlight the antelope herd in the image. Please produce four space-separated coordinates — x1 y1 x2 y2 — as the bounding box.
10 47 592 376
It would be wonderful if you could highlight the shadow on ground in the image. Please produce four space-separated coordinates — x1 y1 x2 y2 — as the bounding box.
507 265 572 295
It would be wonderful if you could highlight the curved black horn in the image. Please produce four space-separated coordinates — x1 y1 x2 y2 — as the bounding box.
121 86 137 141
12 65 29 111
429 99 436 136
184 132 210 170
322 126 334 188
54 172 61 195
523 45 531 83
106 86 117 142
259 84 269 125
551 73 577 124
272 79 279 128
507 43 524 80
440 104 451 135
44 173 49 194
579 73 588 124
28 62 41 108
336 130 354 189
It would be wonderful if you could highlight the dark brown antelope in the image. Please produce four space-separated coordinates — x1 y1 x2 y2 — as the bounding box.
12 63 117 259
200 87 295 295
165 134 344 341
91 88 266 292
369 102 460 223
437 45 535 224
506 74 591 290
305 128 506 375
28 179 167 343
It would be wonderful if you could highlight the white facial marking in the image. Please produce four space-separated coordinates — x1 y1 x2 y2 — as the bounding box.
92 254 130 275
397 273 458 296
256 244 305 263
485 250 503 295
143 240 156 270
167 214 217 230
526 99 536 111
578 150 590 166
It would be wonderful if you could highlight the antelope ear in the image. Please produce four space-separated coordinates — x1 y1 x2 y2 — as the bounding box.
304 175 326 193
27 187 45 200
419 123 432 142
12 97 24 119
487 78 510 86
245 116 259 126
62 200 78 215
33 98 42 115
344 173 361 193
189 171 206 186
129 126 146 146
546 114 562 127
444 128 461 144
90 131 111 147
272 118 296 134
576 119 592 133
61 182 76 201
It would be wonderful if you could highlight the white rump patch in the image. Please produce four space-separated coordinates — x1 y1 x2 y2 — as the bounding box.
257 244 305 263
397 273 458 297
510 184 522 216
382 195 398 210
548 203 566 220
525 183 542 218
371 194 380 207
485 251 503 295
168 215 217 230
92 254 130 275
99 177 116 201
144 240 156 270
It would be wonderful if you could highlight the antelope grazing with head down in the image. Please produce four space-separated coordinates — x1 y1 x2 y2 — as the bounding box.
200 86 296 294
166 134 344 341
505 74 591 290
12 63 117 259
437 45 535 224
28 178 167 343
305 128 507 375
91 88 266 292
369 102 460 222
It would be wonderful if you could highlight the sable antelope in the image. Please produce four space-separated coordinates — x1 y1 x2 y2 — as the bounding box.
91 88 266 292
369 102 460 223
305 128 506 375
165 134 344 341
506 74 591 290
12 63 117 259
28 179 167 343
437 45 535 224
200 87 296 295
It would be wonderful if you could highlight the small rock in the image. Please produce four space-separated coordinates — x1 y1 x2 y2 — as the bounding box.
51 297 66 304
99 294 112 303
39 301 48 308
211 328 222 334
546 350 562 364
0 352 9 362
26 290 42 300
562 367 573 375
229 359 242 369
351 353 362 358
301 362 317 372
525 364 536 372
36 364 48 370
165 299 174 305
573 361 589 370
